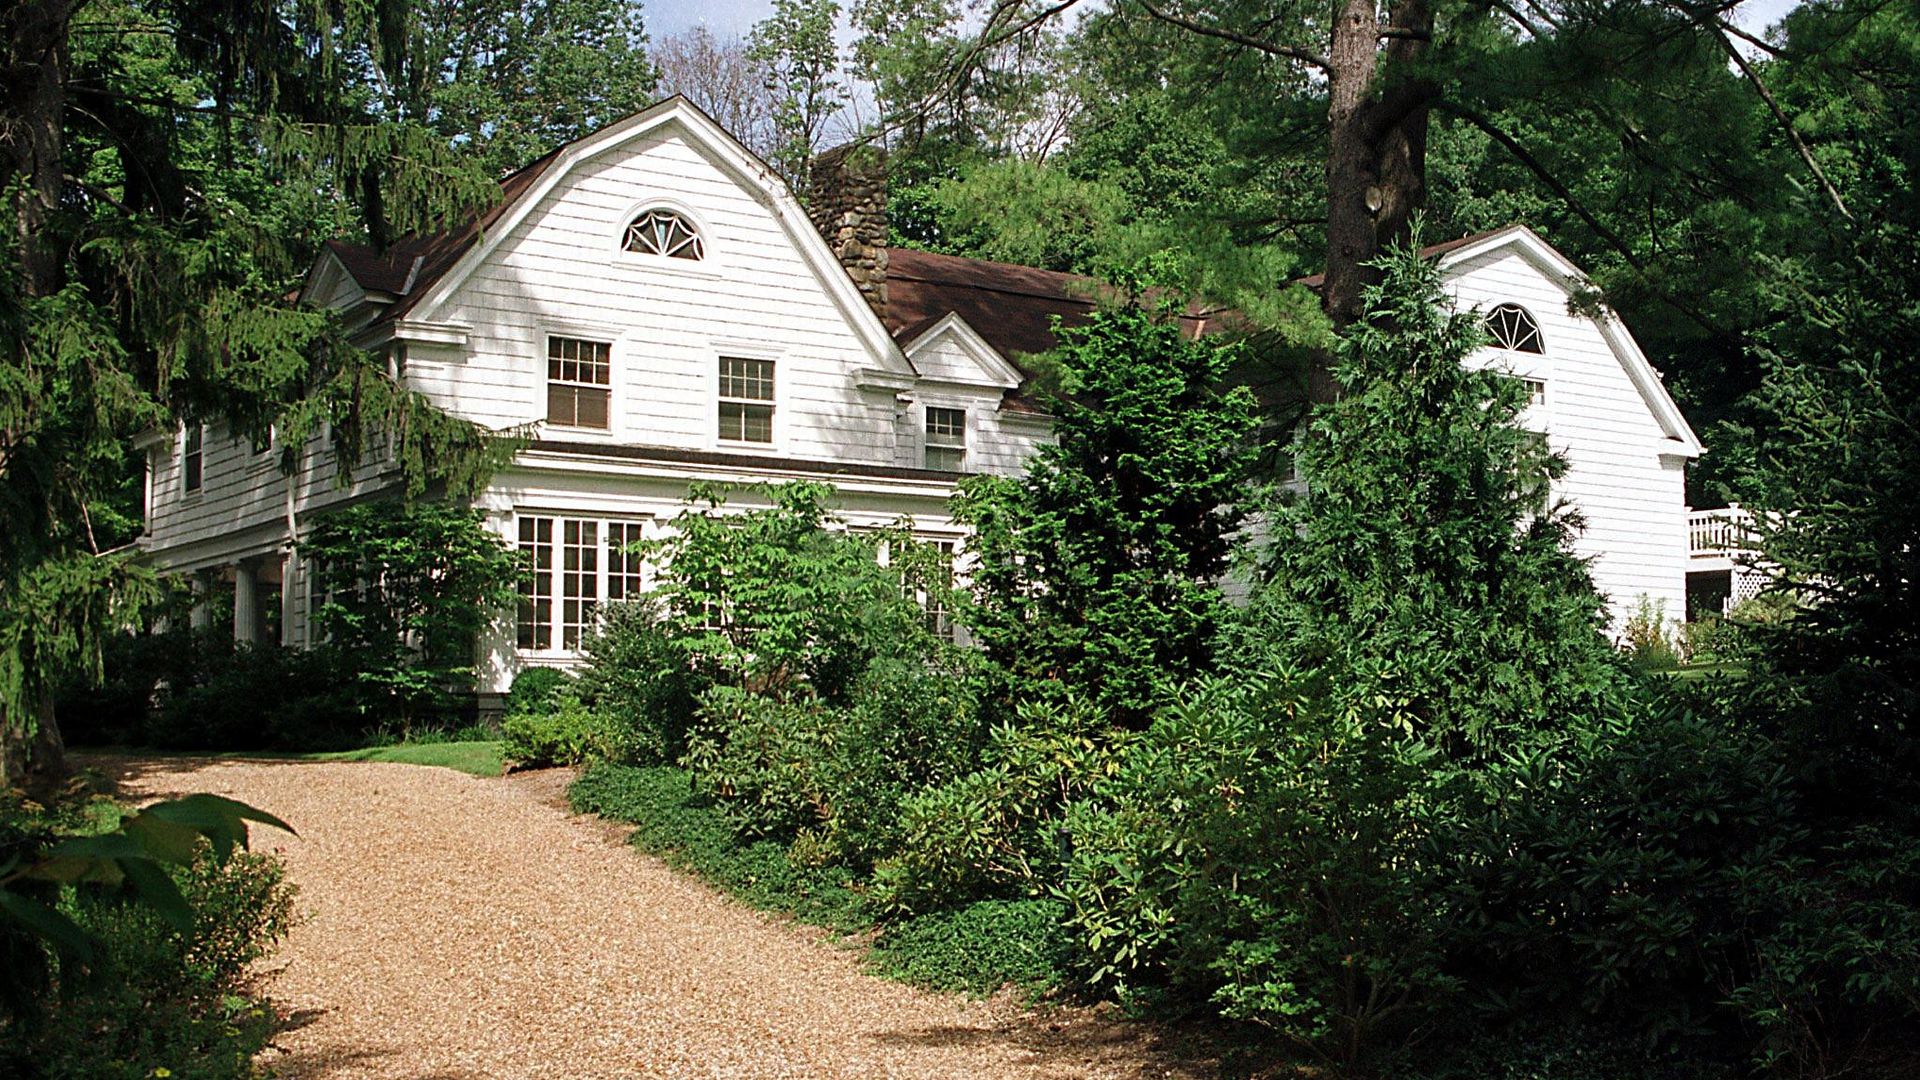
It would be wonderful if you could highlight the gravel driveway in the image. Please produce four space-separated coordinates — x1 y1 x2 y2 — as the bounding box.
112 757 1211 1079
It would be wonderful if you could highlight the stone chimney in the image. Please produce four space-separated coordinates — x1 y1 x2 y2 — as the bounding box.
806 144 888 322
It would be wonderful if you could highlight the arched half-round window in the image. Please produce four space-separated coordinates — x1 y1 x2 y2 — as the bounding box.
624 209 704 260
1485 303 1544 353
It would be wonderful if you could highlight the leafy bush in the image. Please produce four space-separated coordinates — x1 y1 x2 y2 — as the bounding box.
871 898 1073 996
146 638 367 751
576 598 702 763
872 695 1125 916
0 793 297 1080
502 693 612 768
1061 669 1460 1065
1623 596 1682 670
505 666 573 719
300 500 521 728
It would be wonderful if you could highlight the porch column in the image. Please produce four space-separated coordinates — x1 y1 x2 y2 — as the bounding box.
280 550 300 647
233 559 259 644
188 571 213 631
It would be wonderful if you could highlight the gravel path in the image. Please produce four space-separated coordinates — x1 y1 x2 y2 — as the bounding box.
110 757 1211 1079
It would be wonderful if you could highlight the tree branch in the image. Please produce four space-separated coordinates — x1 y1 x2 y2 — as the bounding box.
1134 0 1332 72
1707 18 1853 220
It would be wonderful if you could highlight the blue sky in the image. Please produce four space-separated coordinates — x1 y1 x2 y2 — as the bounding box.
642 0 1803 43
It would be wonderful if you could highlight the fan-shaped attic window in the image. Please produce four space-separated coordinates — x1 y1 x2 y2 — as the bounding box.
624 209 704 260
1485 303 1544 353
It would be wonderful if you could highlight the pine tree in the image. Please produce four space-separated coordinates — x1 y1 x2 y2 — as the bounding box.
1242 233 1625 753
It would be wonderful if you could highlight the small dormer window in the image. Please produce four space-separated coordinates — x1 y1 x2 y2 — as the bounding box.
1486 303 1544 353
624 209 704 260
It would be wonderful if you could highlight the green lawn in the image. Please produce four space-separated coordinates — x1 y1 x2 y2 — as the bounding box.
296 740 504 776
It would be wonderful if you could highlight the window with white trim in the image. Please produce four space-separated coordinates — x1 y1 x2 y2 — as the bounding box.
517 517 555 650
547 336 612 430
718 357 774 444
182 424 203 493
924 407 966 471
1486 303 1544 353
624 209 704 260
1521 377 1547 409
517 515 652 652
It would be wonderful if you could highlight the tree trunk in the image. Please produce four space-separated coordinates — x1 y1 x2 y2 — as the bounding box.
0 0 73 793
2 0 72 297
1320 0 1434 336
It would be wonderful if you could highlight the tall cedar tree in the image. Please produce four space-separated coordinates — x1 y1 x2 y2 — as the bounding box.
953 274 1258 725
1243 235 1625 753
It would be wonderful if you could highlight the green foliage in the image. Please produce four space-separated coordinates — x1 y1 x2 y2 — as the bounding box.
955 273 1259 724
576 598 704 764
643 483 947 703
568 763 866 930
871 695 1123 916
0 842 294 1080
747 0 845 187
1622 596 1682 672
1240 234 1626 754
146 638 364 752
871 898 1072 996
1061 669 1462 1063
505 666 575 720
501 694 614 769
300 501 522 726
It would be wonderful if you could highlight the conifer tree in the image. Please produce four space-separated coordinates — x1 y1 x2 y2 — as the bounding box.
1242 233 1625 752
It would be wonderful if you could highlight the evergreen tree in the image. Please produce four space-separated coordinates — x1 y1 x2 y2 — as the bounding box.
1242 234 1625 752
954 270 1259 725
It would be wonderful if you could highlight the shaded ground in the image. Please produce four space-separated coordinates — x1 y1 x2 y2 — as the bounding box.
90 754 1219 1079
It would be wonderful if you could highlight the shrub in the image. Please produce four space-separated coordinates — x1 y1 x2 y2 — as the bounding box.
505 666 573 719
952 268 1259 726
1623 596 1682 670
146 639 367 751
0 845 296 1080
1060 669 1461 1066
871 898 1073 996
300 500 521 728
872 695 1125 916
501 693 611 768
577 598 703 763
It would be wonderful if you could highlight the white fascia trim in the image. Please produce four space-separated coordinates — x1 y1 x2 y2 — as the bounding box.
855 368 918 393
514 447 960 500
1438 225 1703 457
900 312 1026 390
401 96 917 381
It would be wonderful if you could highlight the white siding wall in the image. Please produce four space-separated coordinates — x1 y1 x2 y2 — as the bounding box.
1446 248 1691 629
407 129 902 464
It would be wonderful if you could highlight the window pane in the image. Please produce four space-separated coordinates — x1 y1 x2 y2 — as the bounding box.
575 387 609 429
926 407 965 443
719 357 774 401
925 446 964 471
562 520 599 648
517 516 554 650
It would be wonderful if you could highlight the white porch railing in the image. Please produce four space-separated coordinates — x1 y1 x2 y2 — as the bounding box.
1688 504 1758 556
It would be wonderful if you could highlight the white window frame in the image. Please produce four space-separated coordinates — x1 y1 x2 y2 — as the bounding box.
715 353 779 449
611 199 722 278
544 333 615 434
923 405 967 471
515 513 655 656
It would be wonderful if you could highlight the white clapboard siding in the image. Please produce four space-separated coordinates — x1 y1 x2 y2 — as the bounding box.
1446 246 1691 626
407 128 902 463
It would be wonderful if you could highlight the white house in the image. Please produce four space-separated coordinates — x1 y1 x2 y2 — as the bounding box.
134 97 1703 696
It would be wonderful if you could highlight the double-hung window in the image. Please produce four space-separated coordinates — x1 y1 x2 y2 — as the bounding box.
547 336 612 430
517 514 652 652
718 357 774 444
182 424 204 493
924 407 966 471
